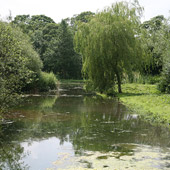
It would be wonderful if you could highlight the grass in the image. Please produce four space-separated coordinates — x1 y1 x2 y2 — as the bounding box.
116 84 170 125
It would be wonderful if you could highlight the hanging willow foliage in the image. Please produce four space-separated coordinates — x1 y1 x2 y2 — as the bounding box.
74 1 146 93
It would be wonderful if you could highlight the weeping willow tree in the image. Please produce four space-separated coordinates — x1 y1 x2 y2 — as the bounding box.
74 1 145 93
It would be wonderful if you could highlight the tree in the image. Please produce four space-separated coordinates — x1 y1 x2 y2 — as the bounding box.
40 20 82 79
12 15 82 79
0 21 39 112
30 15 55 30
70 11 95 31
39 23 59 72
0 19 45 113
12 15 31 34
56 20 81 78
149 17 170 93
12 15 56 57
141 15 166 75
74 1 144 93
12 14 55 33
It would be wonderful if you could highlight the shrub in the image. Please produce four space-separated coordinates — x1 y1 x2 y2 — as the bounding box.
38 72 58 92
158 62 170 93
0 21 33 112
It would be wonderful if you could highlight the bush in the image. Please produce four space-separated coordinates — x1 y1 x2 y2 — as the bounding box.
140 75 161 84
158 58 170 93
0 21 33 112
123 72 161 85
158 62 170 93
38 72 58 92
23 71 58 93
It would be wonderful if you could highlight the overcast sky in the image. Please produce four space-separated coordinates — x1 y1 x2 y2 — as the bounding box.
1 0 170 23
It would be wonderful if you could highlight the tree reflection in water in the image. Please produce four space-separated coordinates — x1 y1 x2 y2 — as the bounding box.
0 84 170 169
0 124 29 170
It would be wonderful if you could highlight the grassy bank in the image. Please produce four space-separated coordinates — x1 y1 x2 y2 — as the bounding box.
116 84 170 125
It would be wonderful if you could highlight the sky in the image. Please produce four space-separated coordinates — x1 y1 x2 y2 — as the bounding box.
0 0 170 23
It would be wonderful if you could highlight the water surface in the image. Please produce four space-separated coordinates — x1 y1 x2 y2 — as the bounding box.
0 83 170 170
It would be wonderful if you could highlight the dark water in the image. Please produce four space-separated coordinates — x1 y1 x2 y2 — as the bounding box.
1 83 170 170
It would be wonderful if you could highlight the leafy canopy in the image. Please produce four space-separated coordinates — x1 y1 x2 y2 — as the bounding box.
12 14 82 79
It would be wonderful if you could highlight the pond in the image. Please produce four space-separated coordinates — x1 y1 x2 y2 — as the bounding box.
0 83 170 170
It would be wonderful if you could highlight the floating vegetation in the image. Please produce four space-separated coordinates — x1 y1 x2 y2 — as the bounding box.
47 144 170 170
96 155 108 160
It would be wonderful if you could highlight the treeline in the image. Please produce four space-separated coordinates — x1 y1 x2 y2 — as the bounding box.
1 0 170 112
11 12 94 79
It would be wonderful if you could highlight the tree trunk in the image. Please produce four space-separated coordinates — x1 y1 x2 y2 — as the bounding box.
116 71 122 93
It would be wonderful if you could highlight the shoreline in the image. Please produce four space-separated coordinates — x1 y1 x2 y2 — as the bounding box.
99 83 170 126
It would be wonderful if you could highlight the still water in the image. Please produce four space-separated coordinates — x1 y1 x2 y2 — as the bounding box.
1 83 170 170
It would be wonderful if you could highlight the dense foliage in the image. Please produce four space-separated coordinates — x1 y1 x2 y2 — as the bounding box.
0 21 40 112
0 21 59 113
12 15 82 79
42 20 82 79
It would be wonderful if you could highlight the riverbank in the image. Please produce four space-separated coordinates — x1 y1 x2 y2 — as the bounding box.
115 84 170 125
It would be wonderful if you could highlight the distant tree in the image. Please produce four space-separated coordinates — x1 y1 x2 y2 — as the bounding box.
12 15 57 70
141 15 166 75
75 1 144 93
30 15 55 30
12 14 55 32
12 15 31 34
12 15 82 79
55 20 81 78
142 15 165 31
70 11 95 28
37 23 59 71
42 23 59 41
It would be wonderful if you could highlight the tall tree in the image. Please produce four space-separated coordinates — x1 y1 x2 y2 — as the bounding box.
75 1 144 93
57 20 81 78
